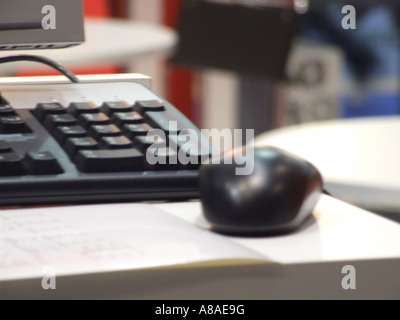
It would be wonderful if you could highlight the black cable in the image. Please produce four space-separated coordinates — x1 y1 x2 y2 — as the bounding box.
322 189 332 196
0 55 80 83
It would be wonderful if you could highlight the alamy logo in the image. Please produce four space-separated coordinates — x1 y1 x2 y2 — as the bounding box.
42 5 56 30
145 123 255 176
342 5 356 30
341 265 356 290
41 265 56 290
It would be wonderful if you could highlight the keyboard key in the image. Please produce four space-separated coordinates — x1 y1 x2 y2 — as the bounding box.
101 101 133 115
67 102 100 117
111 112 144 126
99 136 133 149
0 141 12 153
0 152 25 176
23 151 64 175
133 134 167 152
43 114 77 132
133 100 165 114
0 104 16 116
145 111 185 134
64 137 99 158
145 146 179 170
74 148 145 173
32 102 66 121
78 113 111 129
121 123 153 139
88 124 121 140
53 125 88 144
0 116 31 134
168 132 212 168
0 95 10 106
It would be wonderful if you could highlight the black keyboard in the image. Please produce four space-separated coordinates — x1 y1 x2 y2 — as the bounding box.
0 79 212 206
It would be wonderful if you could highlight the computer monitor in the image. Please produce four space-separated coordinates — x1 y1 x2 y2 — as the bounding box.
0 0 84 50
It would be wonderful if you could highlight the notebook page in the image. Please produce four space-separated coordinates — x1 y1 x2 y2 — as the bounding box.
0 203 267 281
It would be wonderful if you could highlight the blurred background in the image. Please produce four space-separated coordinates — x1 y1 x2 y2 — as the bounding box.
1 0 399 136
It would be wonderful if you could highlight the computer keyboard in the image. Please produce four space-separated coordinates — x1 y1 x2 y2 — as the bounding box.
0 77 212 206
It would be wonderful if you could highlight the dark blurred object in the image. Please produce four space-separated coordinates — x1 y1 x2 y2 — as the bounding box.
0 0 84 50
299 0 400 118
300 0 400 81
170 0 299 80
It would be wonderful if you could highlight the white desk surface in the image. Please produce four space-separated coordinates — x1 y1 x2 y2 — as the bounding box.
155 195 400 265
1 195 400 300
254 116 400 214
0 18 177 72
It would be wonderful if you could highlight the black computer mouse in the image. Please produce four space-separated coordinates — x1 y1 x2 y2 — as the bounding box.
199 146 323 236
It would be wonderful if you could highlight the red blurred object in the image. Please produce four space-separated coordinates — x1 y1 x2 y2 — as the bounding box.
83 0 110 17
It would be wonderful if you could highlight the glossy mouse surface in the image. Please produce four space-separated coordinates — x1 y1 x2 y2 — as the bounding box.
199 146 323 236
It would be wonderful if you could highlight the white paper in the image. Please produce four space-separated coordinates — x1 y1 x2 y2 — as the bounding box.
0 203 265 281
